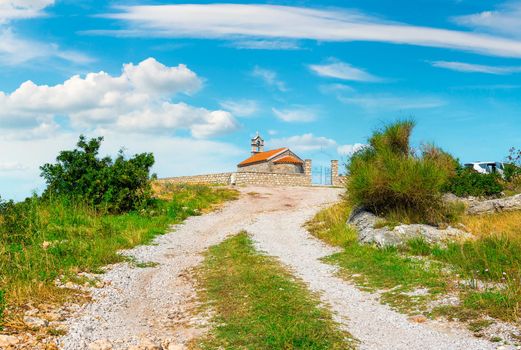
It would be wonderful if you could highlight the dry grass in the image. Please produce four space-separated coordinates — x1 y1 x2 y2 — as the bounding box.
305 201 357 247
461 211 521 239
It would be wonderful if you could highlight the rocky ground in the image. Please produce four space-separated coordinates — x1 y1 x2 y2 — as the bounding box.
1 186 515 349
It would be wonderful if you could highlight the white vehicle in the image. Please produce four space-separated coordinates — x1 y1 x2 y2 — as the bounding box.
464 162 505 176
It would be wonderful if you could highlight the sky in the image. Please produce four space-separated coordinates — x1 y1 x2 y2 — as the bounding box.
1 0 521 200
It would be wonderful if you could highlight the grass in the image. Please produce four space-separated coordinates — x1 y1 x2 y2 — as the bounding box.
0 183 238 328
307 200 521 325
193 232 355 350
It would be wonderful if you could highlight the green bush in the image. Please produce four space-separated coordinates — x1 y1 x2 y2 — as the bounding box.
445 168 503 197
40 135 155 213
347 120 457 224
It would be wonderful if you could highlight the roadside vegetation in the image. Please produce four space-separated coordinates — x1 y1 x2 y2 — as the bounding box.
307 120 521 341
193 232 355 349
308 201 521 334
0 136 237 329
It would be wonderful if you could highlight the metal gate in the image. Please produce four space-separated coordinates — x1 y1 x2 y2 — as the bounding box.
312 166 332 185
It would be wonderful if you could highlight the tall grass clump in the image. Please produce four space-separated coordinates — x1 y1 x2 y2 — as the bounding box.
347 120 458 224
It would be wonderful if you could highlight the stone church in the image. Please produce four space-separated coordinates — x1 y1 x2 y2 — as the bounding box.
237 133 305 174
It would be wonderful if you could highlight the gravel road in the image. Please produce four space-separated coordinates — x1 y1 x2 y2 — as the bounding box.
58 186 507 350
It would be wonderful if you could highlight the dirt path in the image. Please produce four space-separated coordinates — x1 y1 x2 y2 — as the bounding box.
59 186 505 350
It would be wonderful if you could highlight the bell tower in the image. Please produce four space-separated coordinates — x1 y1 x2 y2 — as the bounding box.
251 132 264 154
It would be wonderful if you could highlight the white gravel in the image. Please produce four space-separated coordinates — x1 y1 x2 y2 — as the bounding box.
58 186 510 350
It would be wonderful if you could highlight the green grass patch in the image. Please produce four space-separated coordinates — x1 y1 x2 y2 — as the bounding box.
0 184 237 326
194 232 355 350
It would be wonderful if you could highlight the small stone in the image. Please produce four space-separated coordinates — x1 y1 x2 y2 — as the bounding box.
0 335 19 347
24 315 49 328
64 281 76 289
42 241 52 250
408 315 427 323
137 338 160 350
87 339 113 350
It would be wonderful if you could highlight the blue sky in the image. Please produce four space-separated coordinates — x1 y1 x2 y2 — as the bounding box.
1 0 521 200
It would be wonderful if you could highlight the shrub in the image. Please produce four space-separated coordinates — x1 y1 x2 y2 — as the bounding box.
445 168 503 197
40 135 155 213
347 120 457 224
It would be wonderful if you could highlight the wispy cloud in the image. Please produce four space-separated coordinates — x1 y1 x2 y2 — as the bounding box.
339 94 445 111
228 40 300 50
453 1 521 39
272 107 317 122
309 59 380 82
101 4 521 58
219 99 258 117
252 66 287 92
0 28 92 65
0 1 92 66
269 133 336 152
0 0 54 23
429 60 521 75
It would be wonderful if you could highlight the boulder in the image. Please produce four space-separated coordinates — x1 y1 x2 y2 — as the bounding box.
348 208 471 247
465 194 521 215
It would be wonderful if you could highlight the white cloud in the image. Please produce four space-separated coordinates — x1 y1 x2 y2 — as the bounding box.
319 83 355 94
219 99 258 117
337 143 367 156
453 2 521 39
102 4 521 58
429 60 521 75
0 58 238 139
272 107 317 122
309 59 380 82
252 66 287 92
228 40 300 50
269 133 336 152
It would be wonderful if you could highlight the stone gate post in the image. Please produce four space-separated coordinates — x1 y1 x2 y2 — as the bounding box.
304 159 312 185
331 160 339 186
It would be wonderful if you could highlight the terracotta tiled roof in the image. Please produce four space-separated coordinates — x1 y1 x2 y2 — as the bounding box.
237 148 287 167
273 155 304 165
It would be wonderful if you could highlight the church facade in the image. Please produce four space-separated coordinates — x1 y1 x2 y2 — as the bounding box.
236 134 305 174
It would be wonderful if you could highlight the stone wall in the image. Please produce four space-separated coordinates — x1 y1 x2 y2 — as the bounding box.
234 171 311 186
159 172 233 185
158 170 311 187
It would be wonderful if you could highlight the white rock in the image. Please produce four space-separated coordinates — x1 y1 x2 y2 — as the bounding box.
0 335 19 347
23 315 48 328
87 339 113 350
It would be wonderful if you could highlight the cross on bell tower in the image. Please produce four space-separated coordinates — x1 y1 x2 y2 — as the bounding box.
251 132 264 154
